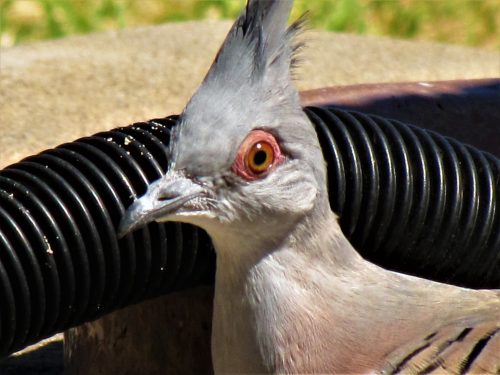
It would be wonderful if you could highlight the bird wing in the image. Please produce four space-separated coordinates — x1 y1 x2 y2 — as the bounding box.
380 319 500 374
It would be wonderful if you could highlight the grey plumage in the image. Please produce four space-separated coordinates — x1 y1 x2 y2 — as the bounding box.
119 0 500 373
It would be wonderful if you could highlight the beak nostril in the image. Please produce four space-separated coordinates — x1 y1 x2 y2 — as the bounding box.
158 193 177 202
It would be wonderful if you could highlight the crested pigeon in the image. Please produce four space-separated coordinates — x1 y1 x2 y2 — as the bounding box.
119 0 500 373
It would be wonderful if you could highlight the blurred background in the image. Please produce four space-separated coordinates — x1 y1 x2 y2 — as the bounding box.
1 0 499 50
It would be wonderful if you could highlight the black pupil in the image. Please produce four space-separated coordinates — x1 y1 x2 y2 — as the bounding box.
253 150 268 166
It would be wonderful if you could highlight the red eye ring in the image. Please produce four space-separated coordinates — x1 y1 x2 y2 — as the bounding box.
232 130 284 181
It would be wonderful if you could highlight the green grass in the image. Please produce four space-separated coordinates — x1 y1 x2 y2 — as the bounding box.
1 0 499 49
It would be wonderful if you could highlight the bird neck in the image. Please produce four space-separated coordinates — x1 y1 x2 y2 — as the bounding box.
285 199 364 268
209 195 365 372
211 193 363 285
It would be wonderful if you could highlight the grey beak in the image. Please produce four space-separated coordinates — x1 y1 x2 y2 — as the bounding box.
117 171 205 238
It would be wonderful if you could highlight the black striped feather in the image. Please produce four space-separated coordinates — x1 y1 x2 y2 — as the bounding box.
381 322 500 374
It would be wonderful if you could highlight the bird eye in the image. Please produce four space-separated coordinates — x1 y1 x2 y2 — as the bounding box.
247 141 274 174
232 129 284 180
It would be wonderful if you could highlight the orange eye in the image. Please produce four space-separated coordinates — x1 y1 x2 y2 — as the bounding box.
247 141 274 174
232 129 284 180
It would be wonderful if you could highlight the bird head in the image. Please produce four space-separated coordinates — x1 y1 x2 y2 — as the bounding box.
119 0 328 252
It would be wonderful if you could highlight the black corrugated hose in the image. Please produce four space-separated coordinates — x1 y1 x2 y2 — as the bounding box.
0 107 498 357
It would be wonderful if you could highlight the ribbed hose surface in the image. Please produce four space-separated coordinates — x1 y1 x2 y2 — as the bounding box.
305 107 499 288
0 116 215 356
0 107 498 357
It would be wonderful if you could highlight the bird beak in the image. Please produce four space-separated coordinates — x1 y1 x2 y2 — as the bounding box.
117 170 205 238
